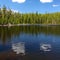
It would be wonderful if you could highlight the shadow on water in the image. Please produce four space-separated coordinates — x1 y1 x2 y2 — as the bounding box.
0 25 60 60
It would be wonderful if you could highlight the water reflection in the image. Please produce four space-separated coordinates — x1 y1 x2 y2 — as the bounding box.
0 26 60 60
40 43 51 52
0 26 60 42
12 42 25 55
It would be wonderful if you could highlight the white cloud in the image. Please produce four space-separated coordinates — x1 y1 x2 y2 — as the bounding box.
40 0 53 3
11 9 19 13
12 0 26 3
52 4 60 7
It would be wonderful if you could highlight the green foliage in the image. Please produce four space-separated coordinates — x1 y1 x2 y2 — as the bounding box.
0 6 60 25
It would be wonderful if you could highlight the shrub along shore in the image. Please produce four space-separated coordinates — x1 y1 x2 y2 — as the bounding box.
0 6 60 26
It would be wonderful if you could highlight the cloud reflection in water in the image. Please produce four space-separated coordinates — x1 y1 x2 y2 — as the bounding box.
40 43 52 52
12 42 25 55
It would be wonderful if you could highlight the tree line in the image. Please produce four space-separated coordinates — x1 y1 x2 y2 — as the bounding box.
0 5 60 25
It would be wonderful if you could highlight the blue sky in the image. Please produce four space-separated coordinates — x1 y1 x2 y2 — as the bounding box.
0 0 60 13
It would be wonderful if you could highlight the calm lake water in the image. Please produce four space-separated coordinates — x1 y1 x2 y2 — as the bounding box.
0 25 60 60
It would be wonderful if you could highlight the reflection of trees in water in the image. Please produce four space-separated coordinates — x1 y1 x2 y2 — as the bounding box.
20 26 60 35
0 26 60 44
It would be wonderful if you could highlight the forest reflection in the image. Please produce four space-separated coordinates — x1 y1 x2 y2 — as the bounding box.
0 25 60 44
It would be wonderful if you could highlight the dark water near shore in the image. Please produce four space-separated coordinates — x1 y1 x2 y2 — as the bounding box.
0 25 60 60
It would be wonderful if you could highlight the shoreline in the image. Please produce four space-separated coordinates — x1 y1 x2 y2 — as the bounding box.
0 24 60 27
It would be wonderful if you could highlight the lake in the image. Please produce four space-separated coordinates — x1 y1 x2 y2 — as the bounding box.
0 25 60 60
